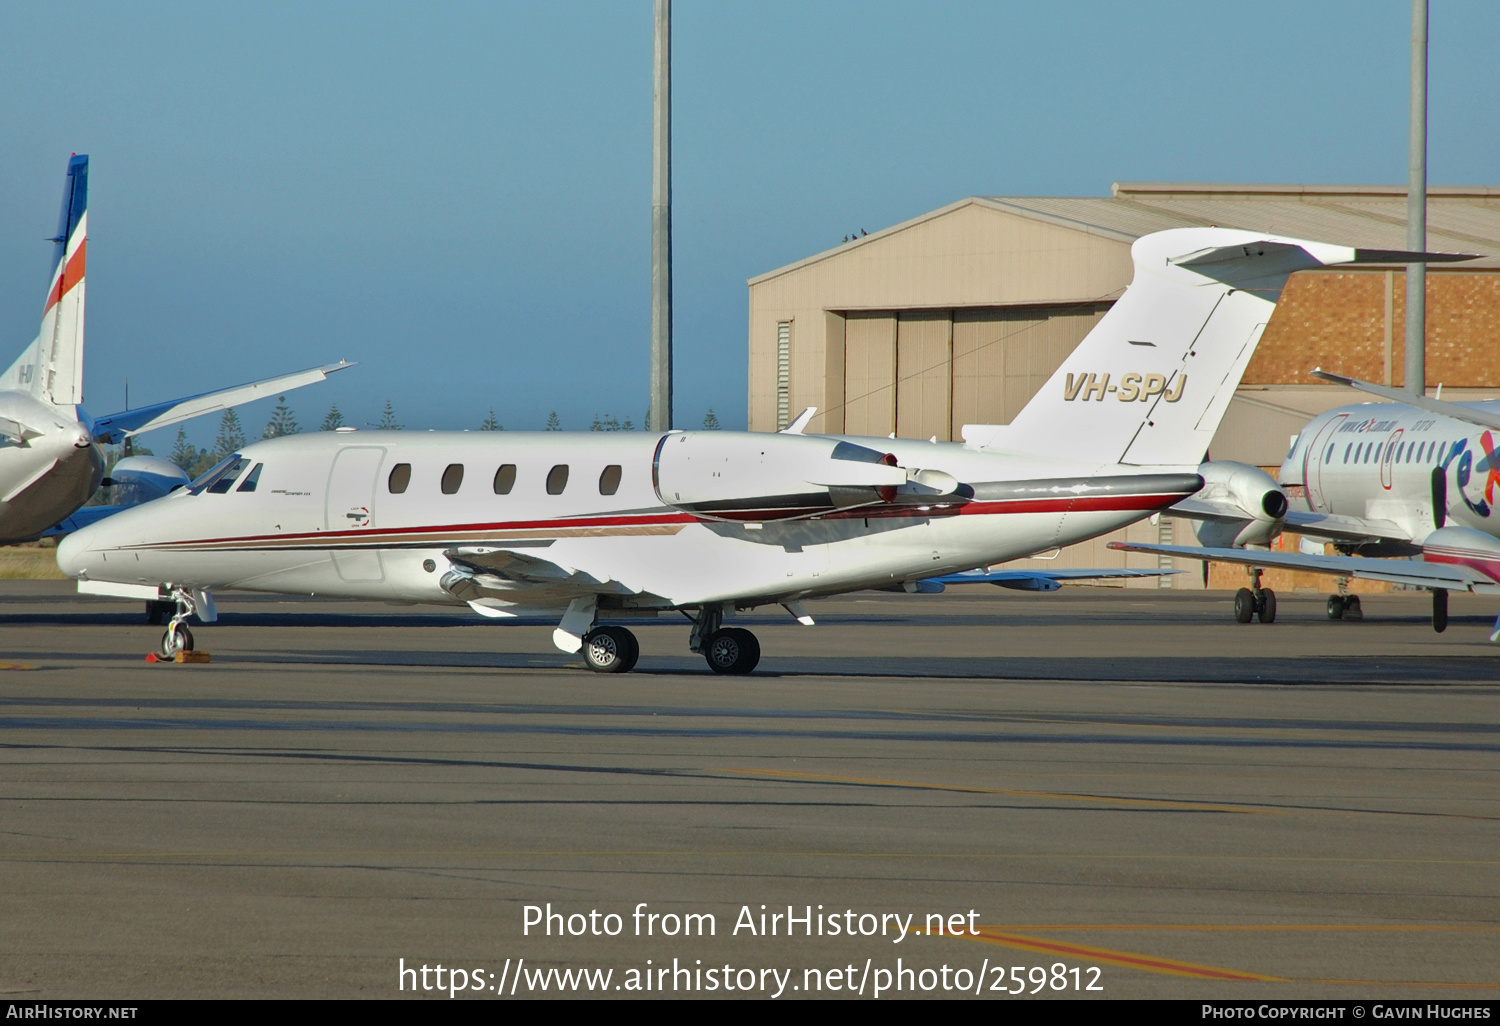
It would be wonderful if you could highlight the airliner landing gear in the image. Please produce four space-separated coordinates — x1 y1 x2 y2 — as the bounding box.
1432 589 1449 633
1233 569 1275 624
1326 594 1363 621
687 605 760 675
581 626 639 673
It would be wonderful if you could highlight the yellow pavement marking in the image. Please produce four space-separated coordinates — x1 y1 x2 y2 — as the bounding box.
957 926 1500 990
720 767 1277 814
963 928 1283 981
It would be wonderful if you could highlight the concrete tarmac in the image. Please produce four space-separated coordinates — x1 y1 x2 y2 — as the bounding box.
0 580 1496 1000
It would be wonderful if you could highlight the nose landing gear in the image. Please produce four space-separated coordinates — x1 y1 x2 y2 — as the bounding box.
147 587 215 663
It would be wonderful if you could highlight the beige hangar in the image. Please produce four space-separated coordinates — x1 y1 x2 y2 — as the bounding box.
745 183 1500 590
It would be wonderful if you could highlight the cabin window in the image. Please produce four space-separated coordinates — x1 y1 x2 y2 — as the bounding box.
206 457 250 494
1396 442 1404 462
1343 444 1351 464
599 464 622 495
493 464 517 494
388 463 411 494
237 463 264 492
1325 444 1334 464
546 464 569 495
441 464 465 494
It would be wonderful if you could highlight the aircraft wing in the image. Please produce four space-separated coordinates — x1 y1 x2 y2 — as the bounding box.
1283 510 1408 543
442 545 644 601
1109 541 1493 592
43 504 122 537
89 361 354 443
1312 369 1500 433
907 567 1178 593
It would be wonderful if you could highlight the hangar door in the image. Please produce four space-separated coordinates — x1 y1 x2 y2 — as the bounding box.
839 303 1109 442
949 304 1110 438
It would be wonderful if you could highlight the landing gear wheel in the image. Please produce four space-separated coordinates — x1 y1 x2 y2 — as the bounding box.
581 626 639 674
1256 588 1277 624
1233 588 1255 624
704 627 760 675
1343 595 1363 621
1433 589 1449 633
158 623 194 660
1326 595 1345 620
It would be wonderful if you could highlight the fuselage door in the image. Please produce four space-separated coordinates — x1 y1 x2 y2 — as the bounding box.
1303 413 1347 512
325 446 385 582
1380 429 1403 491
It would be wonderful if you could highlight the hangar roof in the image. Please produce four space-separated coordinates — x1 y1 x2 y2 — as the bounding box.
985 182 1500 267
750 183 1500 284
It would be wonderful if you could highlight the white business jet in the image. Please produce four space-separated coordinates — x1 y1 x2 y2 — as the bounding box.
58 227 1432 673
0 154 352 544
1114 365 1500 640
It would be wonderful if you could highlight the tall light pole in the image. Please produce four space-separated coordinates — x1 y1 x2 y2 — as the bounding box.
649 0 673 430
1405 0 1428 396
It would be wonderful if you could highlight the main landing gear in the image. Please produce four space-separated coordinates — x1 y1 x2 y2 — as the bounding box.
564 601 762 676
1233 568 1276 624
688 605 760 676
1325 577 1362 622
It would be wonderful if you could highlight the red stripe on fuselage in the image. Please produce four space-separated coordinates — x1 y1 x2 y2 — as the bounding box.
43 238 86 315
123 492 1192 553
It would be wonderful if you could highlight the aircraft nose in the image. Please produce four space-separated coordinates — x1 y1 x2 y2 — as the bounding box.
55 528 95 579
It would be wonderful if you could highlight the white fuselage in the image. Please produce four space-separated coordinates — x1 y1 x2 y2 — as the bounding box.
1281 399 1500 543
57 430 1198 612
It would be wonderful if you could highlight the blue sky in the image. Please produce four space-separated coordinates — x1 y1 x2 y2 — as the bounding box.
0 1 1495 447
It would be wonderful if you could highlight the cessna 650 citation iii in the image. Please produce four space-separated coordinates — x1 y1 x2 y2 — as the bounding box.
57 227 1451 673
1113 366 1500 640
0 154 351 543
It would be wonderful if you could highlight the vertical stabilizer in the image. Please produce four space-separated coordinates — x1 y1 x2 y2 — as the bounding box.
5 155 89 406
1000 227 1468 467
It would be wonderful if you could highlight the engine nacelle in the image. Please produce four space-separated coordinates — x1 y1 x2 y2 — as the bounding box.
1191 460 1287 549
104 455 191 506
653 432 946 521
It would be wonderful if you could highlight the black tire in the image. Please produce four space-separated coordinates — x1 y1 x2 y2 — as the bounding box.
1256 588 1277 624
1432 589 1449 633
1233 588 1255 624
704 627 760 675
158 623 193 660
1344 595 1363 621
581 626 636 673
1327 595 1345 620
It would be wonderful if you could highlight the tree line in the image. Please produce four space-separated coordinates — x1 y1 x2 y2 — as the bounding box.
151 400 726 476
